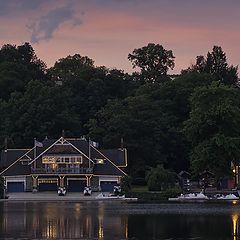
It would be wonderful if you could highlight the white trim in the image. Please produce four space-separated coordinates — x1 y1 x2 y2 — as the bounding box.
99 180 118 183
67 177 87 181
67 177 87 185
99 176 119 185
99 176 118 181
38 178 58 185
28 137 95 165
5 149 30 151
99 180 118 188
5 177 26 191
3 174 31 177
94 174 123 177
64 139 95 164
28 138 62 165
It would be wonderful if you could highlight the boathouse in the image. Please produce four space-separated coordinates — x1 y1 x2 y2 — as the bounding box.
0 137 127 193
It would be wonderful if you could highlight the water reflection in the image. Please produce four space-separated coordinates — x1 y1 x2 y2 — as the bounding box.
232 213 240 240
0 202 129 239
1 202 240 239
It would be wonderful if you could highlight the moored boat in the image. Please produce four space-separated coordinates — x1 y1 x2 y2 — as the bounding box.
95 193 138 201
215 193 238 200
169 192 239 202
169 192 208 201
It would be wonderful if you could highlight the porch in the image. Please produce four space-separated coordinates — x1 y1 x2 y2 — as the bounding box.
31 167 93 174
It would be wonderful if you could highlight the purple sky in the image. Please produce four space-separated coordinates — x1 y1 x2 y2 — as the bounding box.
1 0 239 73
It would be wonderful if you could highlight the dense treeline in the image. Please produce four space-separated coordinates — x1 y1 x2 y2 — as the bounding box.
0 42 239 180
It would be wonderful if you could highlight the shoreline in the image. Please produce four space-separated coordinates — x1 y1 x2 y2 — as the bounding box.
0 192 138 202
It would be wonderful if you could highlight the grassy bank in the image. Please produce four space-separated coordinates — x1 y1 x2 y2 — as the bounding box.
125 185 181 202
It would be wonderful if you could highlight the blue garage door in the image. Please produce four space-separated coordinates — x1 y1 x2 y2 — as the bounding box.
68 180 86 192
38 183 58 191
7 182 24 192
100 181 117 192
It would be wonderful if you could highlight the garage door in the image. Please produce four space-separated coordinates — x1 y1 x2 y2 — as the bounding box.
100 181 117 192
38 181 58 191
7 182 24 192
68 180 87 192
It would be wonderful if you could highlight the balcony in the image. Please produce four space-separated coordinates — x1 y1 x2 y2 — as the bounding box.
31 167 93 174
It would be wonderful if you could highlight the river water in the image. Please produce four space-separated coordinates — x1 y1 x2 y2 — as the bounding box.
0 201 240 239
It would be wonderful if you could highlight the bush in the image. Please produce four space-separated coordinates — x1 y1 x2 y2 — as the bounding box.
161 186 182 198
120 175 132 193
146 165 176 191
125 186 181 201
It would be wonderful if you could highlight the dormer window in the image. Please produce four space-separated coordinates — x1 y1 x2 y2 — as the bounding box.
95 158 105 164
20 159 30 165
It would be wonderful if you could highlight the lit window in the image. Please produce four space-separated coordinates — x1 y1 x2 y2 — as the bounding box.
42 155 82 164
95 159 105 164
76 157 82 163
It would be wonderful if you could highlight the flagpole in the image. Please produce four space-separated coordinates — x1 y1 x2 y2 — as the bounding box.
34 138 36 169
88 137 91 169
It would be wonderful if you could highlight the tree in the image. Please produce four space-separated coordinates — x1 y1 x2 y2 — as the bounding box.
0 79 81 147
88 78 193 175
0 42 47 100
146 165 176 191
49 55 135 134
128 43 175 83
183 82 240 179
185 46 238 85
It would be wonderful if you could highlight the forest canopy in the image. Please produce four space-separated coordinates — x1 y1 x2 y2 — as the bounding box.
0 42 239 179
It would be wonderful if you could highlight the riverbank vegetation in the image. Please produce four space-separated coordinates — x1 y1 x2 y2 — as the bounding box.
0 42 239 188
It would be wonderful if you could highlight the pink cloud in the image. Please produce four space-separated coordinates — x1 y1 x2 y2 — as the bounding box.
1 2 239 75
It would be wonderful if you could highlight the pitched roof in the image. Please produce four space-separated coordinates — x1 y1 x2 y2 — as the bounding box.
0 137 127 177
69 139 126 176
0 149 29 168
101 149 127 167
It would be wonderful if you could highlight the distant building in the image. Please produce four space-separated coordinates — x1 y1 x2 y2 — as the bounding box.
0 137 127 193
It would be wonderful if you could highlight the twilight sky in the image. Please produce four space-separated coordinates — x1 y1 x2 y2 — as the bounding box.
1 0 240 73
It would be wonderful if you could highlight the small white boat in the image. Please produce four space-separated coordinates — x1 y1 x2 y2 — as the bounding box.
95 193 138 201
169 192 208 201
95 193 125 199
169 192 239 201
216 193 238 200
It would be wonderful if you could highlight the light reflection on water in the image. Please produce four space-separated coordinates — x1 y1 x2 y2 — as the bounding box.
1 201 240 239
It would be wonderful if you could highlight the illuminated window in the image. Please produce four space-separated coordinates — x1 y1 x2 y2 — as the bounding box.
42 156 56 164
95 159 105 164
76 157 82 163
42 155 83 164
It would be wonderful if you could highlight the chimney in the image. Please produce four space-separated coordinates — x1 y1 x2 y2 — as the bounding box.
120 137 124 149
62 129 65 138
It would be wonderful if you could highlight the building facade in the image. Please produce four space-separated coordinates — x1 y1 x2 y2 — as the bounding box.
0 137 127 193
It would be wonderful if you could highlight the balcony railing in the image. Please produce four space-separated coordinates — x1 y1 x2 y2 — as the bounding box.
31 167 93 174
